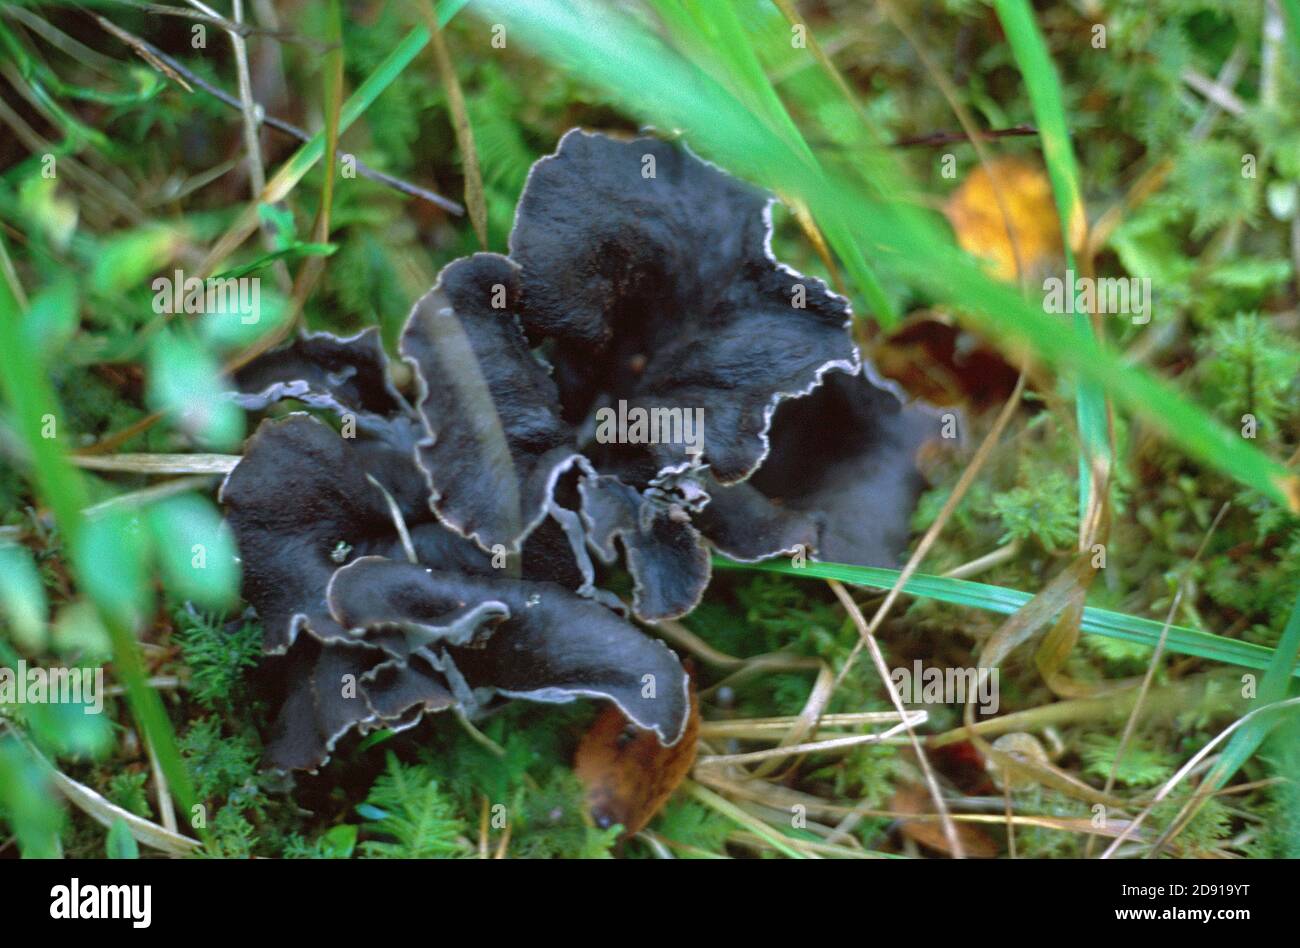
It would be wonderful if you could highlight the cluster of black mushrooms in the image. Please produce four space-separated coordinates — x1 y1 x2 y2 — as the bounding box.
219 130 939 770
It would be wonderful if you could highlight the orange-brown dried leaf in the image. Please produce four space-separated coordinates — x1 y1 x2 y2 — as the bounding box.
890 785 998 858
943 156 1066 283
574 680 700 838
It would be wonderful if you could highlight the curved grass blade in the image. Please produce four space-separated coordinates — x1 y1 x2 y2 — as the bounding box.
472 0 1299 513
713 556 1297 678
1199 592 1300 795
994 0 1107 523
646 0 896 326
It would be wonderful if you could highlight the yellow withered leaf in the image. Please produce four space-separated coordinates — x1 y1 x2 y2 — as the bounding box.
944 157 1072 283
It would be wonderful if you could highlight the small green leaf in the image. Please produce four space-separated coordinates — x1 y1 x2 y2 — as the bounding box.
146 329 245 450
51 601 112 662
25 695 114 760
197 285 290 353
211 242 337 281
0 736 63 858
18 175 77 251
20 276 78 358
74 509 153 631
257 203 297 251
91 226 178 296
146 494 240 610
320 823 358 859
0 541 47 651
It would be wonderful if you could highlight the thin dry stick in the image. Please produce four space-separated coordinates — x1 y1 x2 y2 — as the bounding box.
75 410 164 457
879 0 1029 284
1083 502 1229 857
890 126 1039 149
1181 67 1247 115
184 0 265 196
89 15 461 212
103 675 183 697
827 580 963 856
84 475 216 517
89 12 192 90
493 816 511 859
420 0 486 248
816 371 1025 855
106 0 257 37
941 541 1021 580
5 724 198 855
831 372 1027 697
146 740 178 834
653 617 746 668
695 769 1173 844
1004 781 1016 859
749 660 836 780
478 796 490 859
189 0 293 294
1099 695 1300 859
71 453 240 474
694 712 925 768
699 710 910 738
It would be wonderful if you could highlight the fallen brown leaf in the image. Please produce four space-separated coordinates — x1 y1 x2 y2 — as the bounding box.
575 676 700 838
891 785 998 858
874 313 1020 409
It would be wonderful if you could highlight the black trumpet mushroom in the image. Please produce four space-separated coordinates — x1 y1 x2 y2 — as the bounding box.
220 129 941 771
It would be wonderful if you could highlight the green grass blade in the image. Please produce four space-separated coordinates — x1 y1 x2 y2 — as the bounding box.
1201 592 1300 791
438 0 475 25
0 236 204 844
994 0 1107 522
713 556 1298 678
1278 0 1300 63
645 0 897 325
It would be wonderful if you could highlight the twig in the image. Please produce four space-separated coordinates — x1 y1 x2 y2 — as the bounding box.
825 580 964 856
694 712 926 767
72 453 240 474
5 724 198 856
191 0 265 196
147 739 178 834
420 0 486 245
941 541 1021 580
89 15 463 214
1180 67 1247 116
84 475 217 517
890 125 1039 149
99 0 311 45
90 12 192 91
